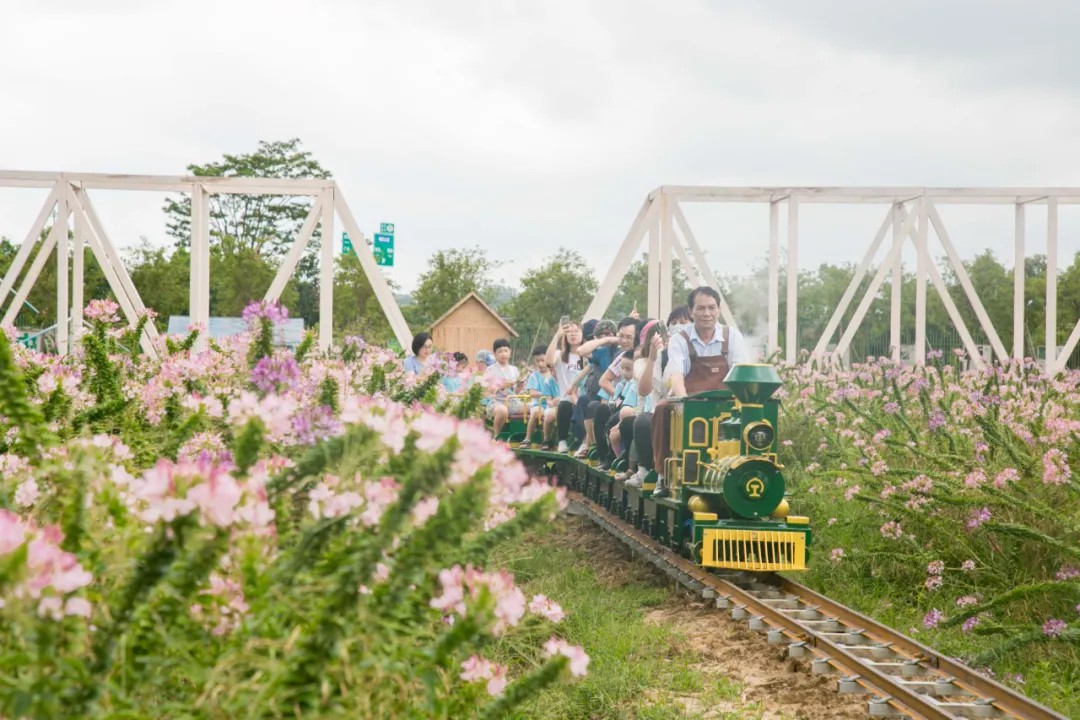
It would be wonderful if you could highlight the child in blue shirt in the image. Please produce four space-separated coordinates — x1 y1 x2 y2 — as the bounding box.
607 353 640 462
520 346 559 450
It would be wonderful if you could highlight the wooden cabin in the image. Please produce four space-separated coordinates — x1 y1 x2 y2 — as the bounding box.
430 292 518 359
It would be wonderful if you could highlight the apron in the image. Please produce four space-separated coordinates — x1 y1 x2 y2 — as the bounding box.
652 326 731 476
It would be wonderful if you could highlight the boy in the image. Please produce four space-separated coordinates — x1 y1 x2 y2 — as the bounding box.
484 338 522 437
520 346 559 450
604 353 639 469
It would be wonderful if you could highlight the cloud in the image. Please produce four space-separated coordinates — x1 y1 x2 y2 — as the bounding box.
2 0 1080 310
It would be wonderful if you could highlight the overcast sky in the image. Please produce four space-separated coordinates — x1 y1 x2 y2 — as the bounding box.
4 0 1080 296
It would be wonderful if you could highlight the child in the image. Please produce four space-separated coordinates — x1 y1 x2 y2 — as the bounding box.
484 338 522 437
520 346 559 450
605 353 639 467
440 351 470 394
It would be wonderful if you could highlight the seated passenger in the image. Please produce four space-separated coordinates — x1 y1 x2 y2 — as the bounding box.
404 332 433 374
545 320 583 453
520 345 559 449
604 353 640 468
651 286 752 497
440 351 470 394
484 338 523 437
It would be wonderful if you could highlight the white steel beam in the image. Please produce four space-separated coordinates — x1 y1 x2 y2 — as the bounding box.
1013 203 1026 360
671 202 738 329
659 193 673 320
890 203 903 362
810 204 894 360
670 225 704 289
319 188 335 352
785 196 799 364
1047 199 1059 372
583 196 653 322
768 200 780 357
190 184 210 349
55 183 70 356
0 185 58 318
925 203 1009 363
334 187 412 349
5 218 59 327
71 186 84 345
895 206 985 368
647 206 660 318
67 188 156 356
73 188 162 354
913 197 929 364
833 207 919 362
265 200 322 303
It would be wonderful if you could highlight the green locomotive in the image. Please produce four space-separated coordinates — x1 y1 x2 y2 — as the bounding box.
509 364 812 574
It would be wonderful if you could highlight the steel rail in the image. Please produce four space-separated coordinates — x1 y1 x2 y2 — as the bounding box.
775 579 1065 720
565 491 1066 720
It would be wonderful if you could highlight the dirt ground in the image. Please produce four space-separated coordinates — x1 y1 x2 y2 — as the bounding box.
558 515 868 720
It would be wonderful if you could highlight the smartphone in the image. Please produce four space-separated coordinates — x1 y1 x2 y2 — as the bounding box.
559 315 570 327
655 320 669 341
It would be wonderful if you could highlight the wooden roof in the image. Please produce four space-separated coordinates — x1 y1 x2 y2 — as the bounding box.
430 291 518 337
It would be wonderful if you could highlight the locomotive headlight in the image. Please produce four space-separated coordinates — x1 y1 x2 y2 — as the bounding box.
745 422 775 451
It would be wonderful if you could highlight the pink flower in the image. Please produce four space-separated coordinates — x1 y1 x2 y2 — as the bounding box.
966 507 991 530
829 548 845 563
1057 565 1080 581
529 594 566 623
956 595 978 608
1042 449 1071 486
411 496 440 526
993 468 1019 488
1043 618 1066 637
844 485 860 501
879 521 903 540
923 609 944 629
542 636 590 677
64 597 92 618
460 654 492 682
924 575 943 592
0 509 27 554
486 665 508 697
430 566 467 616
926 560 944 575
85 299 120 323
962 616 980 633
961 560 976 572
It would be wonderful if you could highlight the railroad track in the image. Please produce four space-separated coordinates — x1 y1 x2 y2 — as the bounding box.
568 492 1066 720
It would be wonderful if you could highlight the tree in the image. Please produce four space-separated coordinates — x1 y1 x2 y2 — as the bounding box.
162 139 331 258
504 249 597 345
607 255 691 320
0 235 114 330
332 251 396 345
409 247 501 327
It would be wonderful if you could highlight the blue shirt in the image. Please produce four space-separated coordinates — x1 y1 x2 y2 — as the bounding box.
441 375 463 393
525 370 559 406
613 378 639 410
403 355 423 374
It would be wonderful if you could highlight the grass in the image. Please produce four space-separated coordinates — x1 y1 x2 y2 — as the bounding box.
489 517 782 720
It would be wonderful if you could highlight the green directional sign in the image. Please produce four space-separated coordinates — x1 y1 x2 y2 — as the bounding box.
342 231 353 255
373 232 394 267
380 222 395 235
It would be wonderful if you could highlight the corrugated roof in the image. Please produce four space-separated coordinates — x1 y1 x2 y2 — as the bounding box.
167 316 306 346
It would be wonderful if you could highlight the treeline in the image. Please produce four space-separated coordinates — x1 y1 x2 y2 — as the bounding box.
3 139 1078 359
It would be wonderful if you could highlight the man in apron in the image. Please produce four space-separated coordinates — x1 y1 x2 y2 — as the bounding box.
651 286 751 498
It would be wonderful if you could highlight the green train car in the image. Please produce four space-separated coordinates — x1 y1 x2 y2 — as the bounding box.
507 364 812 574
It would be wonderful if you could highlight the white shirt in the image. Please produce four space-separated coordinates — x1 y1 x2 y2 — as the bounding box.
484 363 520 396
667 324 752 378
635 356 675 413
552 352 581 399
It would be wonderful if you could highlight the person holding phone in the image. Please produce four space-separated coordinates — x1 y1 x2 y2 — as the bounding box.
545 318 584 453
